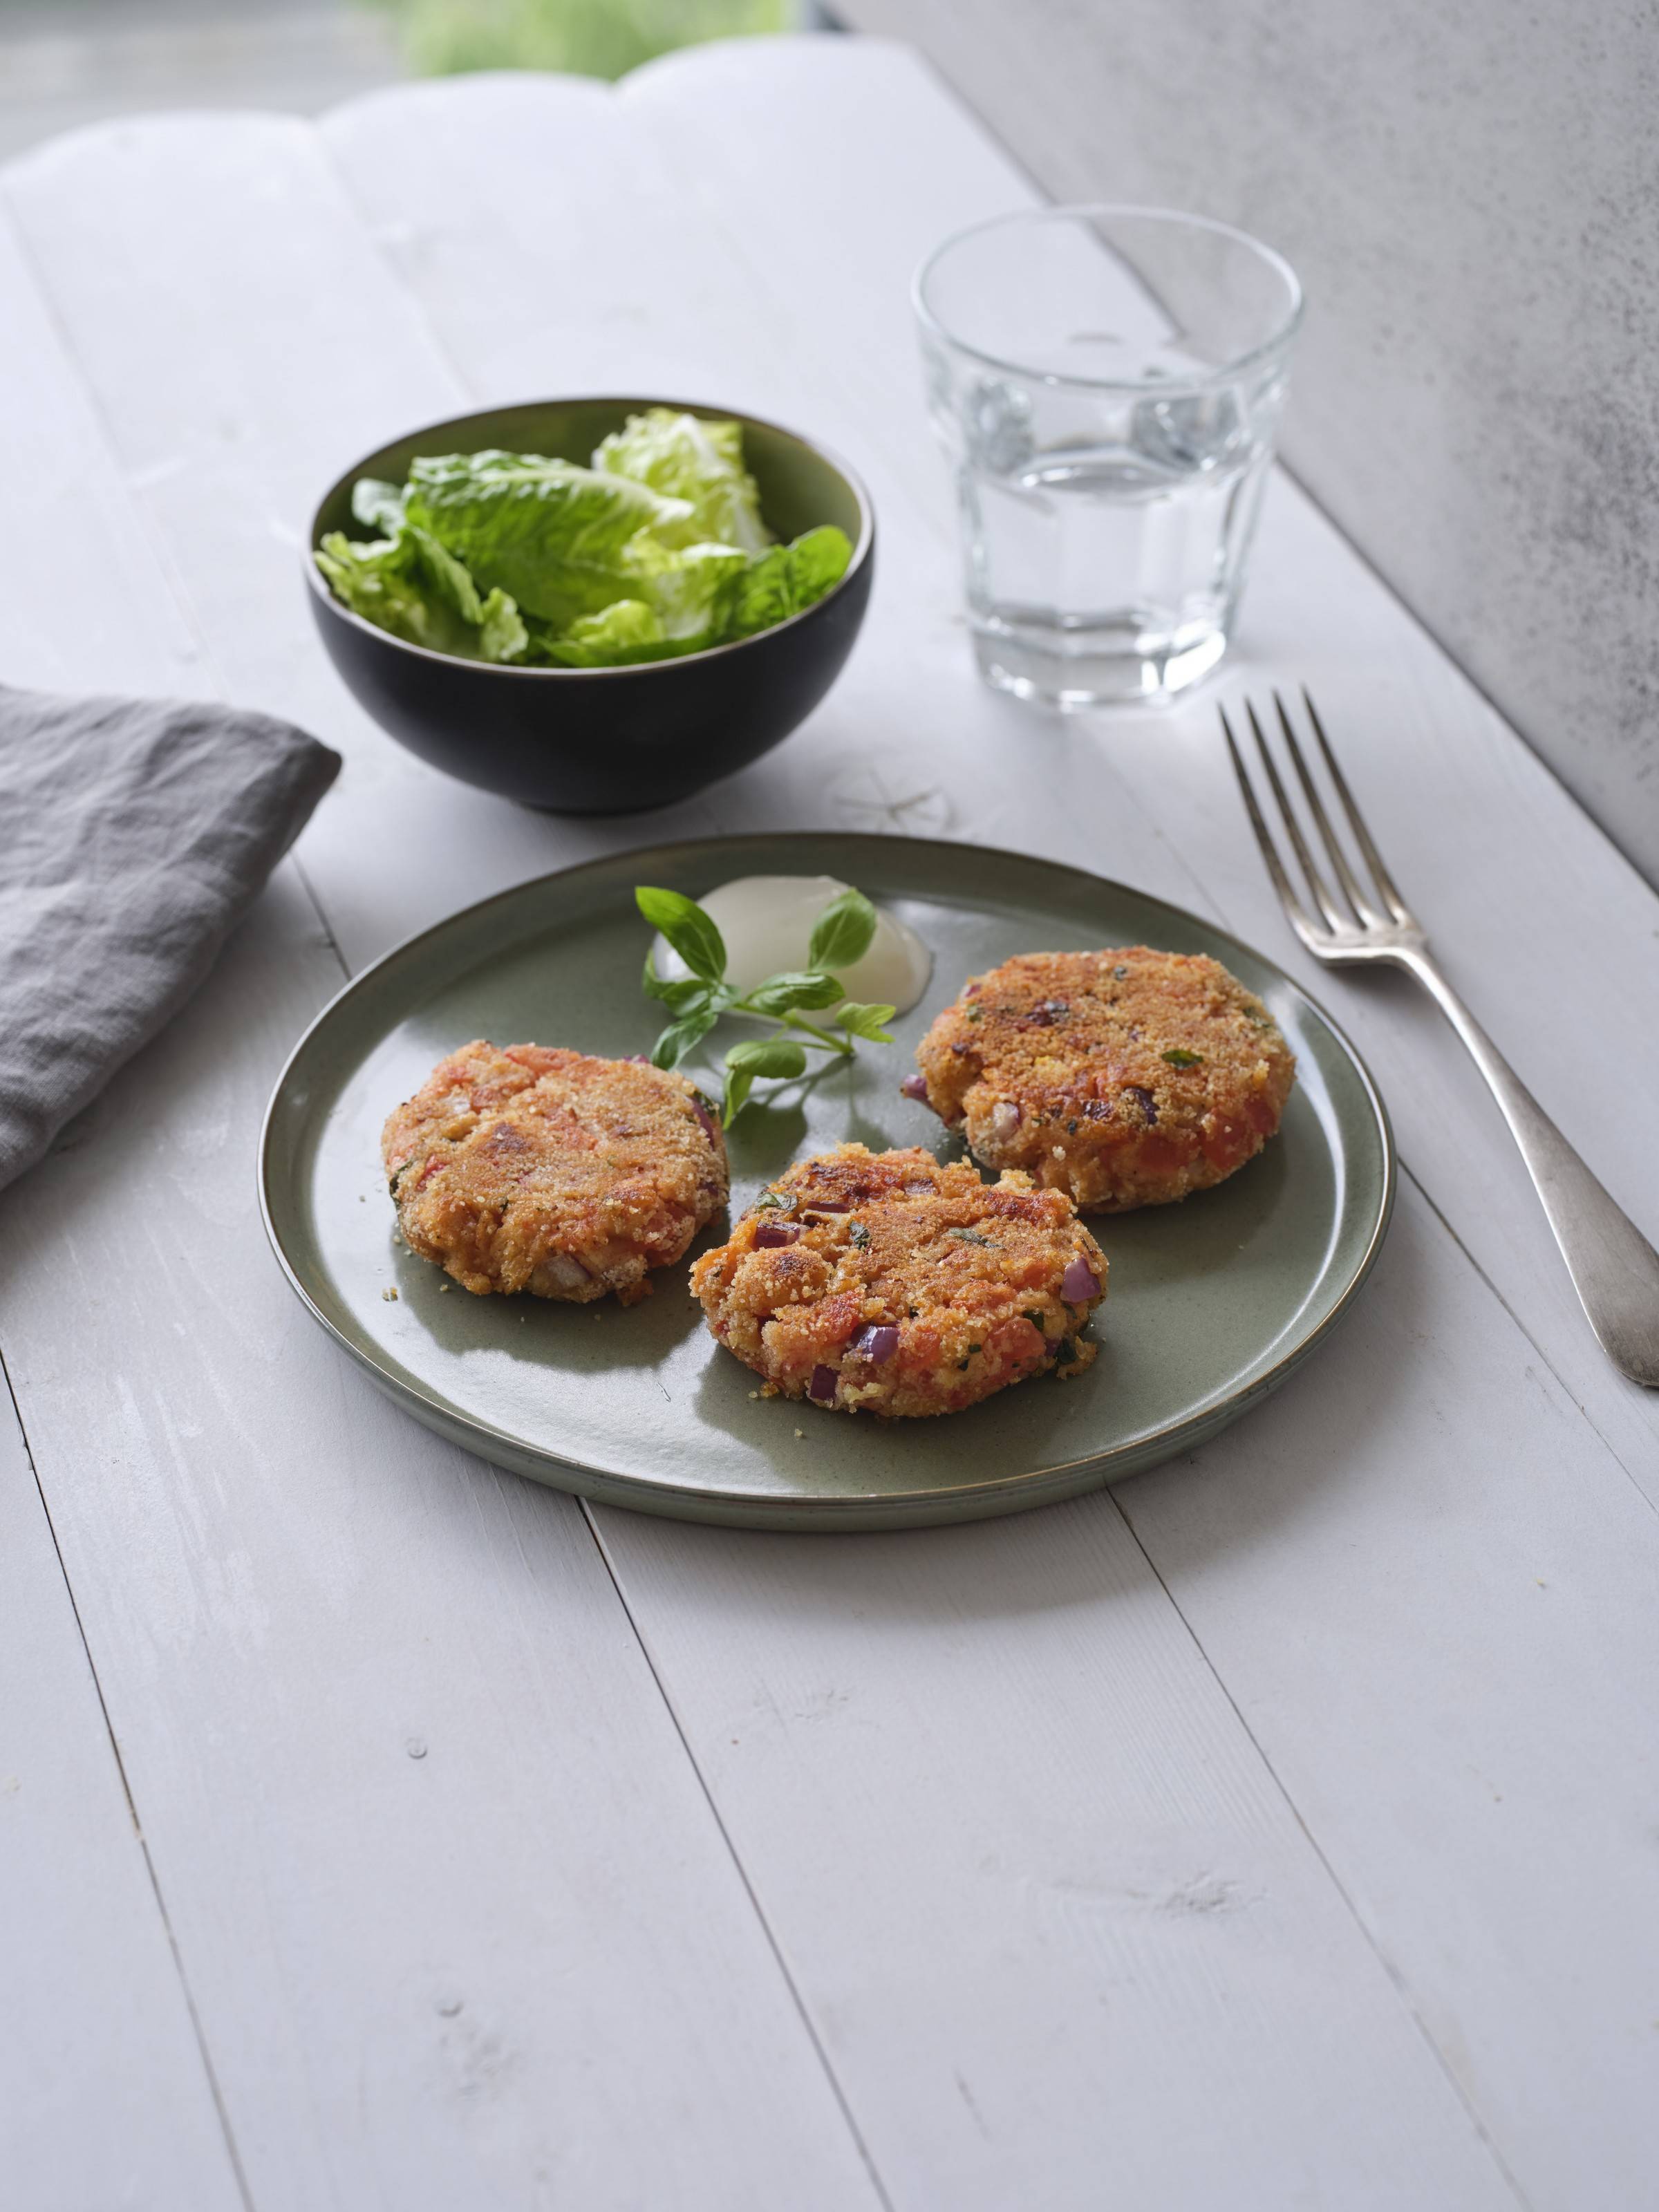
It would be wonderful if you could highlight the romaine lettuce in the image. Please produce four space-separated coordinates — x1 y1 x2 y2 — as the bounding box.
592 407 770 556
316 519 527 664
404 449 691 630
536 600 667 666
350 478 407 534
316 414 854 669
624 534 749 648
725 525 852 638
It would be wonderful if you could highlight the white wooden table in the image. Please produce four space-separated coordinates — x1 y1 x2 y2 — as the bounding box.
3 37 1656 2212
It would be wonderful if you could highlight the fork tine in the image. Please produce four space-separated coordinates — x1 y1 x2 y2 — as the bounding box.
1300 688 1413 924
1244 697 1346 930
1219 706 1318 939
1273 691 1382 926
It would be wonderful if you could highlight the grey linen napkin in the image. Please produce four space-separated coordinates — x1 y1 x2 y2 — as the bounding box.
0 684 340 1191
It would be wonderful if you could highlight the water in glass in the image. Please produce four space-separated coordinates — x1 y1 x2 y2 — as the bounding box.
917 209 1300 709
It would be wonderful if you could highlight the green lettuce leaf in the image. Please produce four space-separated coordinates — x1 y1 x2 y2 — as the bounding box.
473 583 531 664
727 525 852 639
623 535 749 647
592 409 771 556
350 477 406 533
319 427 854 668
529 541 750 664
404 449 693 629
315 521 527 664
534 599 670 668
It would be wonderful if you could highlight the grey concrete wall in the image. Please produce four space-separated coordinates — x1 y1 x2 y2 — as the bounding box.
836 0 1659 886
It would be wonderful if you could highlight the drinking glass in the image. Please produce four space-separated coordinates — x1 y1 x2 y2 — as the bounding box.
914 205 1302 708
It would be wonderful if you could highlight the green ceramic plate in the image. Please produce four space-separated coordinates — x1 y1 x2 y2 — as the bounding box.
260 834 1393 1530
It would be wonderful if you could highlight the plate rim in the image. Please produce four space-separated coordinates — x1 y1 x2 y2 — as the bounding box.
258 831 1396 1525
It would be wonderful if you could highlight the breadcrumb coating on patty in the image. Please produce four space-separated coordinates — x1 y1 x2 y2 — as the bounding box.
382 1040 727 1303
691 1143 1107 1418
910 948 1295 1212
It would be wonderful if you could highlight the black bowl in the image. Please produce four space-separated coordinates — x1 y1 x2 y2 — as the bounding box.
306 396 874 814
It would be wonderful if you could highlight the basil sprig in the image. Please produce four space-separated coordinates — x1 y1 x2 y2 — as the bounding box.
637 883 897 1125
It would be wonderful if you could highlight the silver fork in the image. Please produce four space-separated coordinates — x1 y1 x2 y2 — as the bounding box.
1222 689 1659 1387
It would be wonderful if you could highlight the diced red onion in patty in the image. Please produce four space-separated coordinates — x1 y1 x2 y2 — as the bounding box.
989 1098 1021 1142
1122 1085 1158 1124
901 1073 929 1100
803 1197 850 1213
1061 1255 1100 1304
851 1323 899 1363
753 1221 801 1248
808 1365 838 1402
624 1053 651 1064
532 1252 592 1295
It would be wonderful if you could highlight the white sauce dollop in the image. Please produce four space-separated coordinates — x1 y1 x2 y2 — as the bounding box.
652 874 932 1014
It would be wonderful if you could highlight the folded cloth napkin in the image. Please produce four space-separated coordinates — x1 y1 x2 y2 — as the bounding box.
0 684 340 1192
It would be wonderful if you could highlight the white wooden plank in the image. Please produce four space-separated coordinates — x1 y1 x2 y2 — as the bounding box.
324 71 802 413
324 46 1659 2206
1117 1228 1659 2212
0 204 207 697
0 128 883 2211
621 35 1659 1495
0 1390 245 2212
0 203 245 2212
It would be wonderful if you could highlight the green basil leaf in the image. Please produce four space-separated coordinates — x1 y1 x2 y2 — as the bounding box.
807 886 878 972
635 885 727 982
1161 1047 1204 1068
722 1065 756 1125
642 959 716 1016
834 1000 897 1043
742 969 845 1015
651 1006 717 1069
724 1037 809 1080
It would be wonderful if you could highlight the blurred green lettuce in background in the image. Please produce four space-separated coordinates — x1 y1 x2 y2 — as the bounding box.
365 0 792 81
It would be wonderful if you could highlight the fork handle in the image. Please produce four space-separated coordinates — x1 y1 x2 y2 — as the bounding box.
1398 948 1659 1386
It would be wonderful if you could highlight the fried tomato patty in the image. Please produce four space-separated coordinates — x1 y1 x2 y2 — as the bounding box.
382 1041 728 1303
691 1143 1107 1418
910 948 1295 1212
